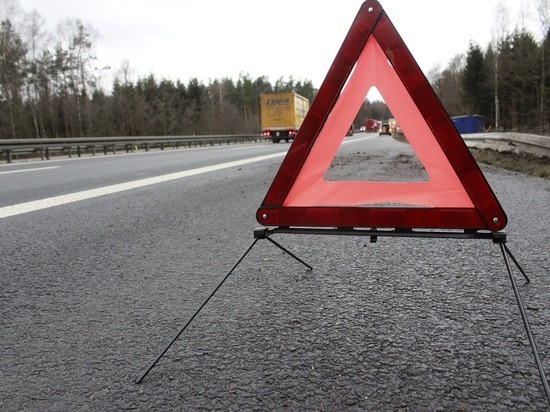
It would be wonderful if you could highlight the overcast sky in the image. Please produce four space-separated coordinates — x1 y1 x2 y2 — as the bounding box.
15 0 546 89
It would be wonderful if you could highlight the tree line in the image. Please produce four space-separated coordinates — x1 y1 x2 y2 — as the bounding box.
0 11 316 139
429 2 549 135
431 30 550 134
1 2 549 139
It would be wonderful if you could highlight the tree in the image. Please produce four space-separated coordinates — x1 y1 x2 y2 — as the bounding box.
490 2 511 129
499 30 541 131
21 9 49 138
234 73 256 129
293 79 316 103
462 42 491 118
55 18 97 136
430 54 467 116
0 0 20 22
0 19 26 138
536 0 549 29
542 29 550 134
535 0 549 133
207 78 241 134
354 99 391 128
185 77 206 134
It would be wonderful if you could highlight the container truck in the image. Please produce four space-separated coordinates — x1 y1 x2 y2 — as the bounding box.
364 118 379 132
260 92 309 143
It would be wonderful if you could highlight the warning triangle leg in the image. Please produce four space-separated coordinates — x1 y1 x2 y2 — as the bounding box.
254 228 313 271
135 237 261 384
501 243 530 283
499 243 550 404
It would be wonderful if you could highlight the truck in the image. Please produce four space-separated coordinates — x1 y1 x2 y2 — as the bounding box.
260 92 310 143
364 119 379 132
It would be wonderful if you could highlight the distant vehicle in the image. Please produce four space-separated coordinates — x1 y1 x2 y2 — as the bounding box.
379 121 392 135
365 118 379 132
260 92 310 143
346 125 354 136
359 126 366 132
388 118 398 133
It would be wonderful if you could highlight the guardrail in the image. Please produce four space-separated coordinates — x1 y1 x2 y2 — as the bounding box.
0 134 269 163
2 132 548 164
461 132 550 158
393 131 550 158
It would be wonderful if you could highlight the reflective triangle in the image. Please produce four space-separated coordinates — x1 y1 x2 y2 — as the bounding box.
257 0 507 231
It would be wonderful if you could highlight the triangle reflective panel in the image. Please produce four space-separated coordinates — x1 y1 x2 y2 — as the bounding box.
256 0 507 232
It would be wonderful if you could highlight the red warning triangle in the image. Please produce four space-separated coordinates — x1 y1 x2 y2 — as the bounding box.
256 0 507 232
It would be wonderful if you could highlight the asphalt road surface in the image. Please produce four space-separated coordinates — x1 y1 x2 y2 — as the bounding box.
1 136 549 410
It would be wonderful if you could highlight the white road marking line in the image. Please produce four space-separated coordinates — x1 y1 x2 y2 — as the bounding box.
0 152 284 219
0 166 59 175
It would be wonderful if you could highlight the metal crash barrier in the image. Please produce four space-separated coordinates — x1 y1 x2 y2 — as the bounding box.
0 134 268 163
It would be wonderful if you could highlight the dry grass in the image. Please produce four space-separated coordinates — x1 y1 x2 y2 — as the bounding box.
469 148 550 179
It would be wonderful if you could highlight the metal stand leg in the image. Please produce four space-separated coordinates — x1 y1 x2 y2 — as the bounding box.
135 238 261 384
502 243 530 283
135 225 548 405
254 227 313 271
263 236 313 271
500 244 550 404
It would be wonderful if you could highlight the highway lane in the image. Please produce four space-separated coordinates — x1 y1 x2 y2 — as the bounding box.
0 141 289 209
1 133 548 409
0 132 380 214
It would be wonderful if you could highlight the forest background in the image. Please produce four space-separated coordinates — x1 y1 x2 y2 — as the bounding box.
1 1 549 139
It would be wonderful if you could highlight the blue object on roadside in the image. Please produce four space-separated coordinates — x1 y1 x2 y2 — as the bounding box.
452 115 486 134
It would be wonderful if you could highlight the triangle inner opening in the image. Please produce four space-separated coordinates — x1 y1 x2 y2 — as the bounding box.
283 37 473 209
324 87 429 183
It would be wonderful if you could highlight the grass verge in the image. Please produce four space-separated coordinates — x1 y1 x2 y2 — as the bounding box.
469 148 550 179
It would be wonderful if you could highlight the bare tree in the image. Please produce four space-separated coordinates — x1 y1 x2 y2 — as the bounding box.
536 0 550 33
117 59 134 86
56 18 97 136
491 2 511 130
535 0 549 132
429 55 467 116
21 9 49 137
0 19 26 138
0 0 20 21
